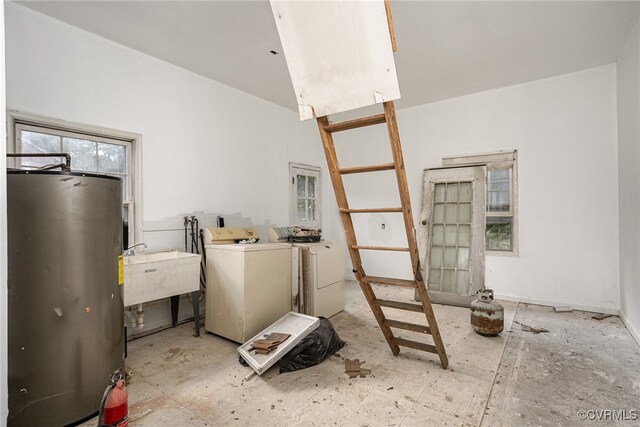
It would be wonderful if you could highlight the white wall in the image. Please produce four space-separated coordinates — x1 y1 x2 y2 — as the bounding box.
4 2 626 336
617 19 640 344
332 65 620 313
1 2 7 424
4 3 329 333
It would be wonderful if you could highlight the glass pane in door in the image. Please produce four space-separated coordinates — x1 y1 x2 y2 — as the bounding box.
428 181 474 296
442 270 455 292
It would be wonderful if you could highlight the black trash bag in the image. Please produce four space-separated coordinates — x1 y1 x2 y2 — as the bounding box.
275 317 345 373
238 354 249 367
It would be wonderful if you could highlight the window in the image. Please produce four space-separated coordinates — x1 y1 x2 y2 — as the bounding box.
442 151 518 255
290 163 321 228
8 111 142 245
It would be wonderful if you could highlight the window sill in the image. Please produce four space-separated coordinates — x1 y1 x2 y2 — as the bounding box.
486 250 519 258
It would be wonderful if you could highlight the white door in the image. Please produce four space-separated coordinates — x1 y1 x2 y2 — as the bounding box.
418 166 486 307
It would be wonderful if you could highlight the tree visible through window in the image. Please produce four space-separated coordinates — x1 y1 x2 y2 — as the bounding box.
19 129 128 199
442 151 518 255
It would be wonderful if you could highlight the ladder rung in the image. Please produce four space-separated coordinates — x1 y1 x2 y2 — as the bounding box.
339 163 395 175
384 319 431 334
364 276 416 288
340 207 403 214
353 245 409 252
323 114 386 133
395 337 438 354
374 299 424 313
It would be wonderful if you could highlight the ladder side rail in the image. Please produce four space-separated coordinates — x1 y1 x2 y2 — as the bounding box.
382 101 420 273
316 116 400 355
383 101 449 369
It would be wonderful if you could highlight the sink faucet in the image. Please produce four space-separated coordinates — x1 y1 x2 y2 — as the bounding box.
125 242 147 255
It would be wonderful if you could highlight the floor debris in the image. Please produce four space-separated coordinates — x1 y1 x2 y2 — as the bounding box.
80 286 640 427
553 306 573 313
592 313 613 321
514 321 549 334
344 359 371 378
249 332 291 355
242 370 256 382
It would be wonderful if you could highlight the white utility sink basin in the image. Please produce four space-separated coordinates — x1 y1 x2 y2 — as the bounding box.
123 250 201 306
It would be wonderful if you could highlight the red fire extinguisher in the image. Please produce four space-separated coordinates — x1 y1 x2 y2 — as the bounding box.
98 369 128 427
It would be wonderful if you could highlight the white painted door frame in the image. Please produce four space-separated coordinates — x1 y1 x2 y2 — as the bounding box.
418 165 486 307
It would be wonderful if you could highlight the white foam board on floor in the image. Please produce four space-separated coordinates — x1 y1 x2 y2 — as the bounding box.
238 311 320 375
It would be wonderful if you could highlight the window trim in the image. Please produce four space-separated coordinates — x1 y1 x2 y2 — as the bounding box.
7 110 143 245
289 162 321 228
15 122 133 199
442 150 519 257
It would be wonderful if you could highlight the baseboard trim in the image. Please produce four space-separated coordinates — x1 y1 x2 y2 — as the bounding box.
343 277 621 316
620 312 640 347
493 292 620 316
342 276 639 346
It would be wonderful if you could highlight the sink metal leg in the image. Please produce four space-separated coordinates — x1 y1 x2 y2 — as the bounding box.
170 295 179 327
191 290 201 337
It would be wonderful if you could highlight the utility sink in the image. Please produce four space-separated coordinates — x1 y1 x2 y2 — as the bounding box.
123 250 201 307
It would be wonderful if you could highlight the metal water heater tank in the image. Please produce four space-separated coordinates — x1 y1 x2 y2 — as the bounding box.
7 169 125 427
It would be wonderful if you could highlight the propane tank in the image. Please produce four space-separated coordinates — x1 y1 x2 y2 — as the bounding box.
99 370 128 427
470 289 504 336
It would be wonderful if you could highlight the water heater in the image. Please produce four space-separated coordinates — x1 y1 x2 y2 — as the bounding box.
7 169 125 426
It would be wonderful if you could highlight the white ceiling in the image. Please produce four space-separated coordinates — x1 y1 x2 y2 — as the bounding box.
16 1 640 111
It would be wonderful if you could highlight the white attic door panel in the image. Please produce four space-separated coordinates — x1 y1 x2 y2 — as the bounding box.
270 0 401 120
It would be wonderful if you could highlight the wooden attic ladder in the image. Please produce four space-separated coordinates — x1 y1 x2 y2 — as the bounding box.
316 102 449 369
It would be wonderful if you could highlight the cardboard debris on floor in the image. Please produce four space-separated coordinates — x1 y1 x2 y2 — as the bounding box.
514 321 549 334
249 332 291 355
592 313 613 320
345 359 371 378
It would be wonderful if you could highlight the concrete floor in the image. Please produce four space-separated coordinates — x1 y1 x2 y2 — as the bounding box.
81 281 639 426
482 303 640 426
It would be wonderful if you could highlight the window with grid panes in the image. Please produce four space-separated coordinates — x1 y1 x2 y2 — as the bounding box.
18 127 129 190
442 151 518 255
9 113 140 246
290 163 321 228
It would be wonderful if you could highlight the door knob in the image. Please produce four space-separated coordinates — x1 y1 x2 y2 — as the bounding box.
421 220 427 225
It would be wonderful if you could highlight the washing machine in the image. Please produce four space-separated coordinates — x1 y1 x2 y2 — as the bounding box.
204 228 292 343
